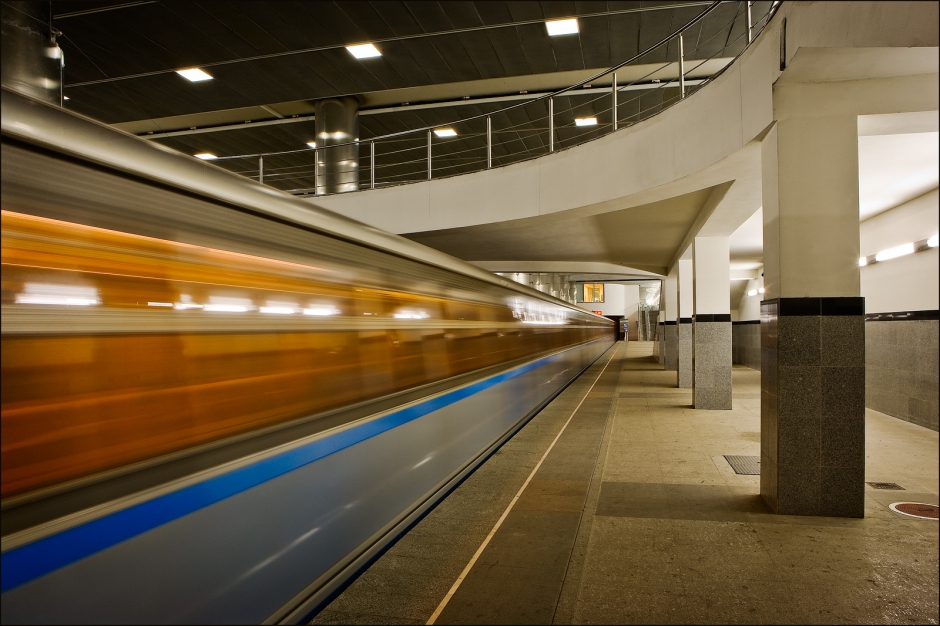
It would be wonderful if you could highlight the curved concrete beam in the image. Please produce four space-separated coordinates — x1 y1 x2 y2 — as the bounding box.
312 2 938 268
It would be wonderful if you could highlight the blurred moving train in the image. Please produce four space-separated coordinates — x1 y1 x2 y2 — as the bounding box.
0 87 614 623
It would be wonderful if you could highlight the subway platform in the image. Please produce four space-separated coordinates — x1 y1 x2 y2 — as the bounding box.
312 342 939 625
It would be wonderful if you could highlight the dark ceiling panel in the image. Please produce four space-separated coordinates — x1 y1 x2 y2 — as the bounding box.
402 2 453 33
514 23 559 74
44 2 760 192
579 15 612 68
438 2 486 30
455 32 508 80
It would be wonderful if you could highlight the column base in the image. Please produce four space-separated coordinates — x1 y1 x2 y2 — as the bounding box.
760 297 866 518
693 315 732 410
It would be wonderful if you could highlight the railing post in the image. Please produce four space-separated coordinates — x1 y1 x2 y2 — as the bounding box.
611 72 618 132
314 149 319 195
486 116 492 169
258 155 263 185
549 97 554 153
427 130 432 180
678 34 685 99
370 141 375 189
747 1 753 43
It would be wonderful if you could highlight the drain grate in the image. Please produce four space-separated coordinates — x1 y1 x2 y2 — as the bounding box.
724 455 760 475
889 502 939 520
867 482 905 490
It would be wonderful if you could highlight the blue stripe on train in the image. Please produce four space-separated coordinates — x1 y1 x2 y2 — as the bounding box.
1 348 571 593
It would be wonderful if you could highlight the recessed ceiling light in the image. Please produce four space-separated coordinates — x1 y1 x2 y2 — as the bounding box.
63 96 70 100
546 18 579 36
346 43 381 59
307 141 317 148
176 68 213 82
194 153 217 160
575 117 597 126
433 128 457 138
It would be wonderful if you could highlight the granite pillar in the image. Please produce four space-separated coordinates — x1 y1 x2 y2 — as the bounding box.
760 112 865 517
677 259 693 388
678 320 692 388
662 272 679 371
692 237 732 410
662 322 679 371
760 298 865 516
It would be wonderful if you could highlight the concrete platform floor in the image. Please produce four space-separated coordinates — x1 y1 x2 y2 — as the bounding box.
311 342 939 625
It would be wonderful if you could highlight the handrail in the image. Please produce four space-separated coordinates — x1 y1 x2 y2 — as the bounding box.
206 1 780 194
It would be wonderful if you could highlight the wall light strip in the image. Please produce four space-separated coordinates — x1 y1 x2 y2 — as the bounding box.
860 236 937 266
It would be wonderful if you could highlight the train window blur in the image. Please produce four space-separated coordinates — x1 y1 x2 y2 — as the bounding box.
1 209 610 498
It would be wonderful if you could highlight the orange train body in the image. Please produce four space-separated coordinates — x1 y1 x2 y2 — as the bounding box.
1 211 609 498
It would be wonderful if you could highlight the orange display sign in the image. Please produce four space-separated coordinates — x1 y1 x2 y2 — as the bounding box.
593 310 603 315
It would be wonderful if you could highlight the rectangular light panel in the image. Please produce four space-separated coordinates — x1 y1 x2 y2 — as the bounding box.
306 141 317 148
176 68 213 82
346 43 381 59
194 153 217 160
546 18 579 36
575 117 597 127
433 128 457 137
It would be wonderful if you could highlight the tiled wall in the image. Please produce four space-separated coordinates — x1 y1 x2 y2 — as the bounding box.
865 313 939 432
732 321 761 371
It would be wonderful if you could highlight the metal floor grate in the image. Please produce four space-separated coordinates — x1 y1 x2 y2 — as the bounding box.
867 482 905 490
724 455 760 475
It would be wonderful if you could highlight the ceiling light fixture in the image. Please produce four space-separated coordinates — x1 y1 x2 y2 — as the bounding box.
346 43 381 59
306 141 317 149
176 68 213 82
575 117 597 126
194 153 217 160
929 234 939 248
747 289 758 297
546 18 579 36
433 128 457 137
858 256 868 267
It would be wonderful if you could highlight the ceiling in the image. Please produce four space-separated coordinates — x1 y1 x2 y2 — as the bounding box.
404 185 716 275
52 1 762 191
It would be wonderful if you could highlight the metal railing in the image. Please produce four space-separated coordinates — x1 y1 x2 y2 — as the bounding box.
213 1 779 196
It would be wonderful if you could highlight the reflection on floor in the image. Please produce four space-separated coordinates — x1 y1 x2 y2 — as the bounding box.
312 342 939 625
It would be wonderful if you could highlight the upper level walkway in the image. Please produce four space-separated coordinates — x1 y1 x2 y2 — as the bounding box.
311 342 939 624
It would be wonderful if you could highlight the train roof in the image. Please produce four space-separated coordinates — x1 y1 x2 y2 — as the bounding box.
1 87 605 320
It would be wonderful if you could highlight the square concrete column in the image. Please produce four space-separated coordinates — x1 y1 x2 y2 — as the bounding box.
692 237 732 409
661 271 679 371
760 117 865 518
677 259 693 388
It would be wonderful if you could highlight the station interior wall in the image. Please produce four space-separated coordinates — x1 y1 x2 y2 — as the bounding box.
728 188 939 430
860 188 939 314
860 187 939 430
